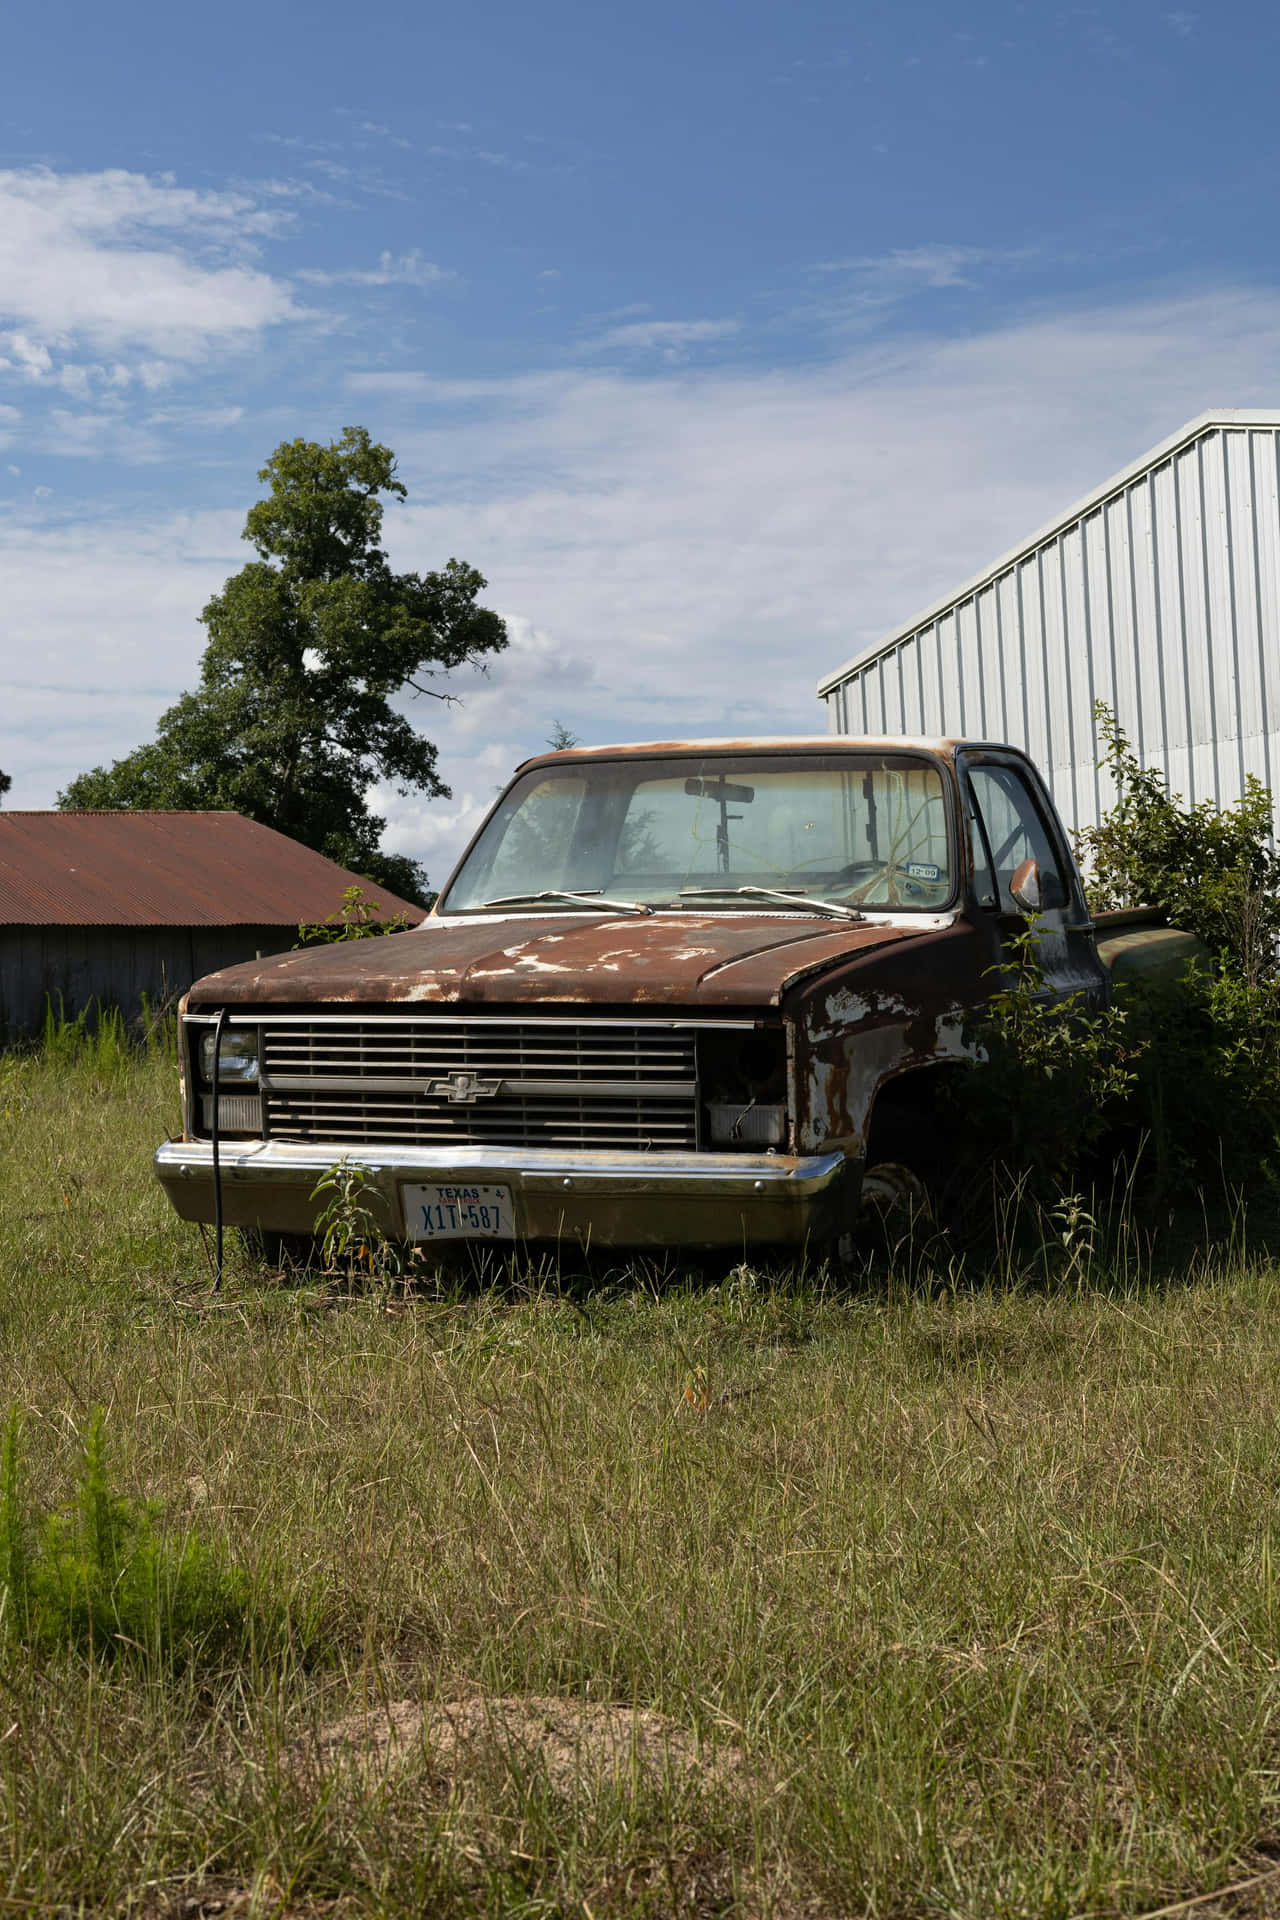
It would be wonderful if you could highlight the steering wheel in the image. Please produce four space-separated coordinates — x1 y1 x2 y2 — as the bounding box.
831 858 908 907
836 857 950 909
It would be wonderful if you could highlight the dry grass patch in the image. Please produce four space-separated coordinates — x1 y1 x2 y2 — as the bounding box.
306 1693 752 1796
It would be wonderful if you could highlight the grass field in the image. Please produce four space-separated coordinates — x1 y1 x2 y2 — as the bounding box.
4 1042 1280 1917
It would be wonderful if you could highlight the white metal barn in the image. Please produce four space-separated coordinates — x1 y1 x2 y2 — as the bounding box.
816 410 1280 838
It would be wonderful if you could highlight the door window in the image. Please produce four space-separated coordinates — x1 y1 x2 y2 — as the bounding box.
967 764 1067 913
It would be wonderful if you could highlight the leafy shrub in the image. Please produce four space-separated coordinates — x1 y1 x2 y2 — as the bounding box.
0 1409 266 1668
952 715 1280 1220
1077 704 1280 982
955 942 1280 1218
1119 966 1280 1194
952 926 1139 1212
295 883 414 947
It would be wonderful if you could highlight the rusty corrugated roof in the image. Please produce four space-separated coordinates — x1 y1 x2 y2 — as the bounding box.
0 813 427 927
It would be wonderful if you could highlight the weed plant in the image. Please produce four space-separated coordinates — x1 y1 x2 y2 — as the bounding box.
0 1408 297 1670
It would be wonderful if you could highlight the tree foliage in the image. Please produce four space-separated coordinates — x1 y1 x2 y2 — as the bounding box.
0 769 10 803
58 428 507 904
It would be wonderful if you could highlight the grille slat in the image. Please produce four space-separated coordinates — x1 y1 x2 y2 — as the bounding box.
259 1019 699 1150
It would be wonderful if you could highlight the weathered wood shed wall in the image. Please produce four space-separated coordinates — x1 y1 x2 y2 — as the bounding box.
0 811 424 1036
0 924 306 1034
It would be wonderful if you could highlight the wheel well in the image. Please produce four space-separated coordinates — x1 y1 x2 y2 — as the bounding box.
864 1065 968 1172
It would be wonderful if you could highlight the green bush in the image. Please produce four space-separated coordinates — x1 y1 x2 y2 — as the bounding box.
1078 704 1280 983
952 925 1138 1209
0 1409 266 1668
1119 966 1280 1195
956 954 1280 1219
953 713 1280 1220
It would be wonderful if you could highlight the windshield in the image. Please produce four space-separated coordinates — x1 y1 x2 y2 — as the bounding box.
440 752 954 914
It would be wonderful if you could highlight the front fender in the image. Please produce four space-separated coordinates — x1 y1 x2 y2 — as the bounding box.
786 921 988 1154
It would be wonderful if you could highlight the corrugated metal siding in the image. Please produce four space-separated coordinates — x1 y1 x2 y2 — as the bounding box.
0 812 425 927
818 414 1280 838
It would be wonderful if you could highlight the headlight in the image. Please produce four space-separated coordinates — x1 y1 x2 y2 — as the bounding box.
697 1024 789 1150
198 1025 260 1084
708 1101 786 1146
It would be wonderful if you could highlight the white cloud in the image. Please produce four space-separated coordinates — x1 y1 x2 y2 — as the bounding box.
297 249 456 289
0 506 242 799
371 737 530 878
356 120 411 147
0 168 298 374
0 333 54 380
812 244 1000 285
585 318 741 356
8 285 1280 883
143 403 245 429
800 244 1037 332
358 287 1280 870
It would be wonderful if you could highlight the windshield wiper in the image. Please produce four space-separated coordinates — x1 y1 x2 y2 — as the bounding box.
678 887 863 922
476 889 654 917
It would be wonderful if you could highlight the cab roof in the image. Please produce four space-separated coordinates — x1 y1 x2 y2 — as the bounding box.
515 734 970 774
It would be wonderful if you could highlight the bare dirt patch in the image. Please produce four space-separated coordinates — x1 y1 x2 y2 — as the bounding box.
306 1694 750 1795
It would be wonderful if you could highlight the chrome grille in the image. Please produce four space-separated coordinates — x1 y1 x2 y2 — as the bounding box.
258 1019 699 1150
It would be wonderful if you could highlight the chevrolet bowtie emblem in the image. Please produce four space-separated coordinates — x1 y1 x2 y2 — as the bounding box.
427 1071 503 1104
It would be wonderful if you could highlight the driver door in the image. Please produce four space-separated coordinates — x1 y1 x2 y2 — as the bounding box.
958 749 1106 1007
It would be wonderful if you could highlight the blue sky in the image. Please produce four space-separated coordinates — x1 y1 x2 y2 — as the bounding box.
3 0 1280 880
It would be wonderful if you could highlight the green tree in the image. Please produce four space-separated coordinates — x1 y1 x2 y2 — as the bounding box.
0 770 10 804
58 428 507 903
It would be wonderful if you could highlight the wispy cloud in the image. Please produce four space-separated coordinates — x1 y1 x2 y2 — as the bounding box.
297 249 456 290
811 243 1003 285
584 317 741 358
355 119 412 149
797 242 1038 333
300 156 411 201
143 403 244 430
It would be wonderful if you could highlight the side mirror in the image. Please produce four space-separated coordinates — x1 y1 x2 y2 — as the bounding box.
1009 857 1042 914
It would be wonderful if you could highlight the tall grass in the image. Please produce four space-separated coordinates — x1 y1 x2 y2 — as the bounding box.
27 993 177 1076
1 1046 1279 1915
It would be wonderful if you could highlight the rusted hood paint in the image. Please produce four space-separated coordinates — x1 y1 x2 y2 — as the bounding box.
186 911 928 1010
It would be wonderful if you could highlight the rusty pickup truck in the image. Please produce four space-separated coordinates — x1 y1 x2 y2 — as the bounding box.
156 736 1186 1255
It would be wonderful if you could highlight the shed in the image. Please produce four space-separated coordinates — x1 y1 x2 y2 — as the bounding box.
0 811 425 1035
816 409 1280 838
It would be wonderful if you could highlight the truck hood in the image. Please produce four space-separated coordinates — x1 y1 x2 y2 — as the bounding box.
186 909 935 1011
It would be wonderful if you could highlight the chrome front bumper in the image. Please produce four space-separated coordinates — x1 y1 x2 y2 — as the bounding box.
154 1140 855 1249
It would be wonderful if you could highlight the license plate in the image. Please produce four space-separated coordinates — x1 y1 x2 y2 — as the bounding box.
402 1182 514 1241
